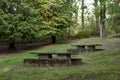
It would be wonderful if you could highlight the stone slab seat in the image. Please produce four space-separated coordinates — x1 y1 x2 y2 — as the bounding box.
94 49 105 51
24 58 71 67
55 58 71 66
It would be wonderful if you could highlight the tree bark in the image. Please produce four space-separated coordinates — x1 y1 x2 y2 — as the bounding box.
51 35 56 44
99 1 106 39
95 16 100 35
94 0 99 35
99 23 105 39
81 0 85 28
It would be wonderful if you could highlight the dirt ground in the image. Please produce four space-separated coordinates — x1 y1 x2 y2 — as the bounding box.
0 42 50 55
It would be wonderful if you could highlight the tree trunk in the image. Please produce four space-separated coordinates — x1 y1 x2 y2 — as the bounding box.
99 23 105 39
95 16 100 35
99 1 106 39
94 0 99 35
81 0 85 28
51 35 56 44
9 42 16 50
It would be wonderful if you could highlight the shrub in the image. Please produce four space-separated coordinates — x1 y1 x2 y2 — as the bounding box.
76 29 92 39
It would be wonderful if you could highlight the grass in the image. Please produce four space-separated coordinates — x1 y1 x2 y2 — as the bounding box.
71 37 120 45
0 38 120 80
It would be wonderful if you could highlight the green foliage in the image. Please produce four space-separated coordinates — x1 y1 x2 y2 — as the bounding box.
39 0 77 37
93 0 99 16
107 1 120 33
76 29 92 38
0 0 41 43
0 0 77 45
76 20 99 38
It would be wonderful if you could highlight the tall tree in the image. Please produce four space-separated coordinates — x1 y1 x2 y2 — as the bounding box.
81 0 85 28
94 0 100 35
0 0 41 49
99 0 106 38
39 0 77 44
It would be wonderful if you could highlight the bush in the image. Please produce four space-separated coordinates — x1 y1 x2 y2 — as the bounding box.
76 29 92 39
112 25 120 33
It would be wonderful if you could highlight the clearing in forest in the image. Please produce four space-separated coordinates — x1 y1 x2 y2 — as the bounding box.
0 37 120 80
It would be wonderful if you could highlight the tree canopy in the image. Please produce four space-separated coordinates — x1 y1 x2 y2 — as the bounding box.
0 0 78 49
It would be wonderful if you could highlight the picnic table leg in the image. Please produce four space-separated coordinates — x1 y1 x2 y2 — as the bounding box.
87 46 95 52
77 46 85 52
38 54 52 59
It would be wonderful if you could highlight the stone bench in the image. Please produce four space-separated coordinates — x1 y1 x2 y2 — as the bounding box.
24 58 82 67
24 58 71 67
94 49 105 51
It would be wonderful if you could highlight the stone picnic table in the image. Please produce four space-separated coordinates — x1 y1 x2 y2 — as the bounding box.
71 44 102 51
24 52 82 67
29 52 71 59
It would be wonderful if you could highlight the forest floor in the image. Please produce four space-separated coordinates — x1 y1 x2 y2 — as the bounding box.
0 37 120 80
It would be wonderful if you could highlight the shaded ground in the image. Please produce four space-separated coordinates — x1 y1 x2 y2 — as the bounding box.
0 37 120 56
0 42 50 55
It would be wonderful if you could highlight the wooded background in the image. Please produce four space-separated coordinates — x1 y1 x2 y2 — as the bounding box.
0 0 120 49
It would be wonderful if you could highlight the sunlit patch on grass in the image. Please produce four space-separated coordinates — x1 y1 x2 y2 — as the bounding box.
2 67 11 72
